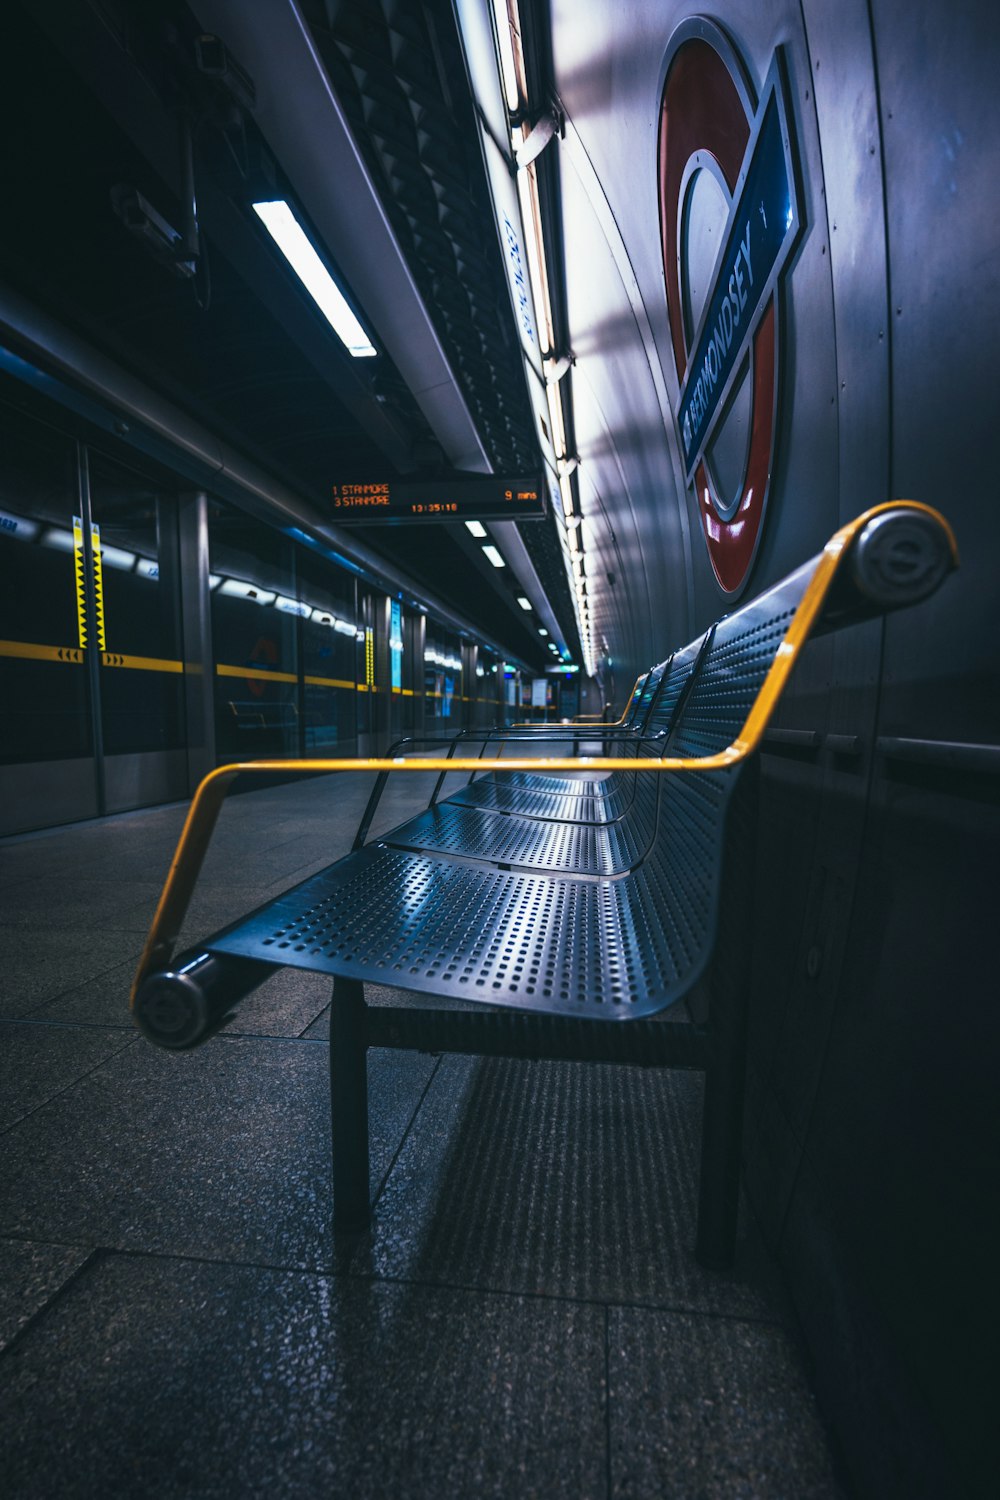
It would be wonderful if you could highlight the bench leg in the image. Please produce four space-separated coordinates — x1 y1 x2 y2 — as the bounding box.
329 975 371 1231
695 766 756 1270
695 1000 748 1270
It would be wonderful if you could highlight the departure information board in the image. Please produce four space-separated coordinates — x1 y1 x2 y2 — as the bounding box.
329 474 546 523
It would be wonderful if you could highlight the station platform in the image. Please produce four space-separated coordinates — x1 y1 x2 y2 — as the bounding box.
0 771 846 1498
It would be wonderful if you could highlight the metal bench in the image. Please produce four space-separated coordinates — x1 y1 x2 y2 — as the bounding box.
131 503 956 1269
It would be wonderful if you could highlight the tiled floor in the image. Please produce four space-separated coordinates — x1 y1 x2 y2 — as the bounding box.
0 772 847 1498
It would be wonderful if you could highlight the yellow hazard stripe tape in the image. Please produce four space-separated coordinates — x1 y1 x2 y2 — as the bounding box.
73 519 88 651
0 640 85 664
303 674 355 690
90 524 107 652
102 652 183 673
215 663 299 685
130 501 957 1004
0 640 187 672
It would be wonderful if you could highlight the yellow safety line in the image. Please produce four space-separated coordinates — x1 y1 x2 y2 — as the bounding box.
0 639 85 664
216 663 299 685
130 502 957 1005
303 673 355 690
101 652 184 673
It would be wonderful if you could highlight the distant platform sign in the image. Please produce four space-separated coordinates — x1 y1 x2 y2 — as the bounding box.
329 474 546 524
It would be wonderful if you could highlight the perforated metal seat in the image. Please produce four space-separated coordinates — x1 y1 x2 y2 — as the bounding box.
457 657 672 804
206 607 778 1003
441 651 691 821
132 504 957 1271
377 788 657 874
209 802 724 1017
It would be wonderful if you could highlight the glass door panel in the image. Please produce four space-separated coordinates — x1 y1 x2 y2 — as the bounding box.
0 389 98 833
87 450 188 813
208 502 300 762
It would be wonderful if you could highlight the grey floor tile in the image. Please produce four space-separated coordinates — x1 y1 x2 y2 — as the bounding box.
33 956 143 1028
0 1237 92 1350
0 929 145 1019
0 1253 606 1500
0 877 164 930
0 1022 138 1129
40 957 334 1038
0 1037 435 1270
219 967 335 1038
352 1054 784 1319
300 983 478 1040
608 1306 845 1499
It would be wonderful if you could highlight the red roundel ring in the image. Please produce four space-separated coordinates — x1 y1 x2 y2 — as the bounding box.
659 23 778 595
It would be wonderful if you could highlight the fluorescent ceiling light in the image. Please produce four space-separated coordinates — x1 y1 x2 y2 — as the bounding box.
465 520 488 538
482 544 506 568
311 608 335 626
41 526 76 553
253 200 376 357
334 619 358 635
538 627 548 636
275 594 311 618
136 558 160 580
220 578 276 605
517 596 532 610
100 545 136 572
0 509 39 542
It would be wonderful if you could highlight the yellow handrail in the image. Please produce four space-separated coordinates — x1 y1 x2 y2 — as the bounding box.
131 502 956 1004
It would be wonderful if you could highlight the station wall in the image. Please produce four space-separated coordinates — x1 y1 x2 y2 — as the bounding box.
546 2 997 1494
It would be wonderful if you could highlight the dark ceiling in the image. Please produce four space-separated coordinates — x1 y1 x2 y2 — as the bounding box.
0 0 579 670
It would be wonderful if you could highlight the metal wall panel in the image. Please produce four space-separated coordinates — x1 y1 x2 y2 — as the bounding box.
548 3 995 1494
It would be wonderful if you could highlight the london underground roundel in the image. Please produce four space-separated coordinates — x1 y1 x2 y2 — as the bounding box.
658 20 801 593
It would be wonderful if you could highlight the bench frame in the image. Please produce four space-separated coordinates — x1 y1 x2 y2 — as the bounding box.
130 503 957 1270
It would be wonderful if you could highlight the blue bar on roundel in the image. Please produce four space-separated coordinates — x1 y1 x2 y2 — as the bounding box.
677 69 799 485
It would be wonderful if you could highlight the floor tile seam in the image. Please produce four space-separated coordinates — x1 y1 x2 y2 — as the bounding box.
603 1305 613 1500
214 1030 330 1048
0 1017 136 1034
296 1000 330 1039
0 804 190 847
0 1237 785 1331
0 1243 629 1323
363 1053 446 1218
0 1033 140 1138
1 900 156 924
0 1246 104 1358
0 1230 98 1252
339 1266 787 1327
2 947 146 1018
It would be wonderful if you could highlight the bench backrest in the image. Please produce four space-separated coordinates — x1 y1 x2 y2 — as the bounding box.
634 563 819 1009
623 672 650 727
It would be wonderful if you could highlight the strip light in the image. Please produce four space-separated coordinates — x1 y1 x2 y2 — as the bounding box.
488 0 599 678
482 544 506 568
253 200 376 358
465 520 488 538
